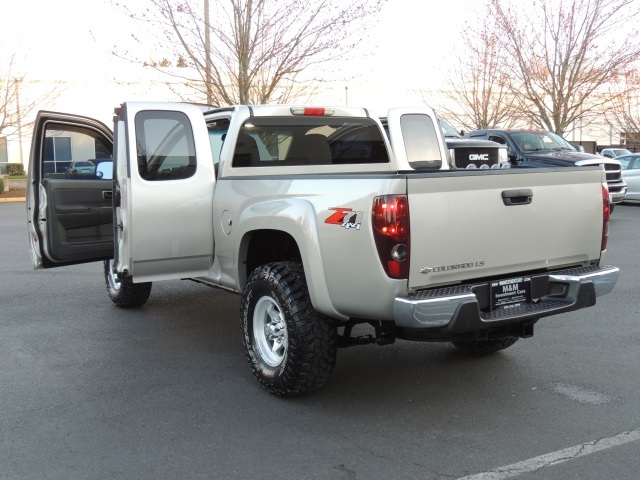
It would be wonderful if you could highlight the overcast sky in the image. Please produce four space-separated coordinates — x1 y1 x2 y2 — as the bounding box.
0 0 477 122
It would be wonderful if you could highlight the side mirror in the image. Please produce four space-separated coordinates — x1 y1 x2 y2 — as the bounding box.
575 145 585 152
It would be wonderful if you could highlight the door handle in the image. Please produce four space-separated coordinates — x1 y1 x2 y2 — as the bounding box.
102 191 113 201
502 189 533 206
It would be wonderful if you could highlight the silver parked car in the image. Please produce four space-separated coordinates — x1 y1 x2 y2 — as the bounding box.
618 154 640 202
600 148 632 159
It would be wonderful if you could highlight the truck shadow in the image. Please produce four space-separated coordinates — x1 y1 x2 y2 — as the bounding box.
95 280 546 417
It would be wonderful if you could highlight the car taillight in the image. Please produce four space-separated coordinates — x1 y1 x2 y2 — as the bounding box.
602 183 610 252
372 195 410 279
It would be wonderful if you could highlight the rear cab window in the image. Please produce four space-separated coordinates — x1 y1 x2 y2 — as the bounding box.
231 117 389 167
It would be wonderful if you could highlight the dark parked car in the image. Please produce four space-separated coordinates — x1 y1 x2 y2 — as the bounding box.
466 128 627 206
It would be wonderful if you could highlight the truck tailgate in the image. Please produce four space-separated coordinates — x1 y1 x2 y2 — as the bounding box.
407 167 605 290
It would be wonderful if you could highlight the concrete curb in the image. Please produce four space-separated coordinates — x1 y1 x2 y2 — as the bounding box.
0 197 26 203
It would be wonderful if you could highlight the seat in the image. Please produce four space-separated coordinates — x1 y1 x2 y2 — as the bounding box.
232 134 261 167
286 134 332 165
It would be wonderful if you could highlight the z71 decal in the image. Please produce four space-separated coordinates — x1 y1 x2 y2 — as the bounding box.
325 208 364 230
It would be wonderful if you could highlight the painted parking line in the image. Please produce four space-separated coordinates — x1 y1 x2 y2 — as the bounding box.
457 428 640 480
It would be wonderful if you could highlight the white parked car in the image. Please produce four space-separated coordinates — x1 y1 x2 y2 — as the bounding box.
618 154 640 202
600 148 632 159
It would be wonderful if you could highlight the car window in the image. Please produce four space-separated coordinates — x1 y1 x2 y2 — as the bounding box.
439 120 461 138
42 125 112 180
619 157 632 169
232 117 389 167
399 114 442 170
510 131 573 152
207 118 230 166
135 111 196 181
613 149 632 157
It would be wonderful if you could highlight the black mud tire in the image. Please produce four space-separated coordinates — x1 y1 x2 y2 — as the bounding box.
241 261 338 397
103 260 152 308
452 336 519 354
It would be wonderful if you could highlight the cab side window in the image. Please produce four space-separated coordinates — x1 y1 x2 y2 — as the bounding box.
135 111 196 181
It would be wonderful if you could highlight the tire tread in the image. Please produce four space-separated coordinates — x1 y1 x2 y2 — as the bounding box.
103 260 152 308
241 261 337 397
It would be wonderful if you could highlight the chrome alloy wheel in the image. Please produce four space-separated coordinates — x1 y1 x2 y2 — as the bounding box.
253 296 288 367
106 260 121 293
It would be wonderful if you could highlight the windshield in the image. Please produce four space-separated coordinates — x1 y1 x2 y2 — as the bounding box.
439 120 462 138
510 131 576 152
613 148 632 156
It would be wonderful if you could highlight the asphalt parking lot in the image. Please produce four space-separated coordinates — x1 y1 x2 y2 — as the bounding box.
1 201 639 479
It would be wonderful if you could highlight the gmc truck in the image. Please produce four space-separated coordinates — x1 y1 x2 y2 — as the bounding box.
466 128 627 207
27 103 619 397
438 119 509 169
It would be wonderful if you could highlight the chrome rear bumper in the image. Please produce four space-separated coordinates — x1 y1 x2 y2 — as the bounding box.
393 265 619 331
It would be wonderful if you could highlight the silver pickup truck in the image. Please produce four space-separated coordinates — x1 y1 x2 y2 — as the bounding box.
27 103 619 396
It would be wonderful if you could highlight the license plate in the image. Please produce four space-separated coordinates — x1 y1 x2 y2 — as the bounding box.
491 277 531 309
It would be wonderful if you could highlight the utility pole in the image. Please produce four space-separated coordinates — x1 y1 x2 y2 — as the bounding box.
204 0 213 105
345 86 348 106
15 77 24 168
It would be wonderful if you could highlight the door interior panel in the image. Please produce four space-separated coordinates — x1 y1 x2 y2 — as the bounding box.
43 179 114 262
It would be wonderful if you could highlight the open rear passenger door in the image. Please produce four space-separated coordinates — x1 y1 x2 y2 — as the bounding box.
112 102 215 283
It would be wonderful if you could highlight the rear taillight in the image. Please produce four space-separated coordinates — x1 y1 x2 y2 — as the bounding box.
602 183 610 252
372 195 410 279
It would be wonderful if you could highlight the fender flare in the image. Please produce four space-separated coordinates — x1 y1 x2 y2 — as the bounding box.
235 198 348 321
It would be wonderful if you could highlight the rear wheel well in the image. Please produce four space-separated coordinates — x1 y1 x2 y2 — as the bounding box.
242 230 302 283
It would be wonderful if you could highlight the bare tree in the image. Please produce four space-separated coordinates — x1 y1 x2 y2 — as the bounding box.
438 12 519 131
113 0 384 106
0 58 61 140
490 0 640 135
607 67 640 147
0 56 34 138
